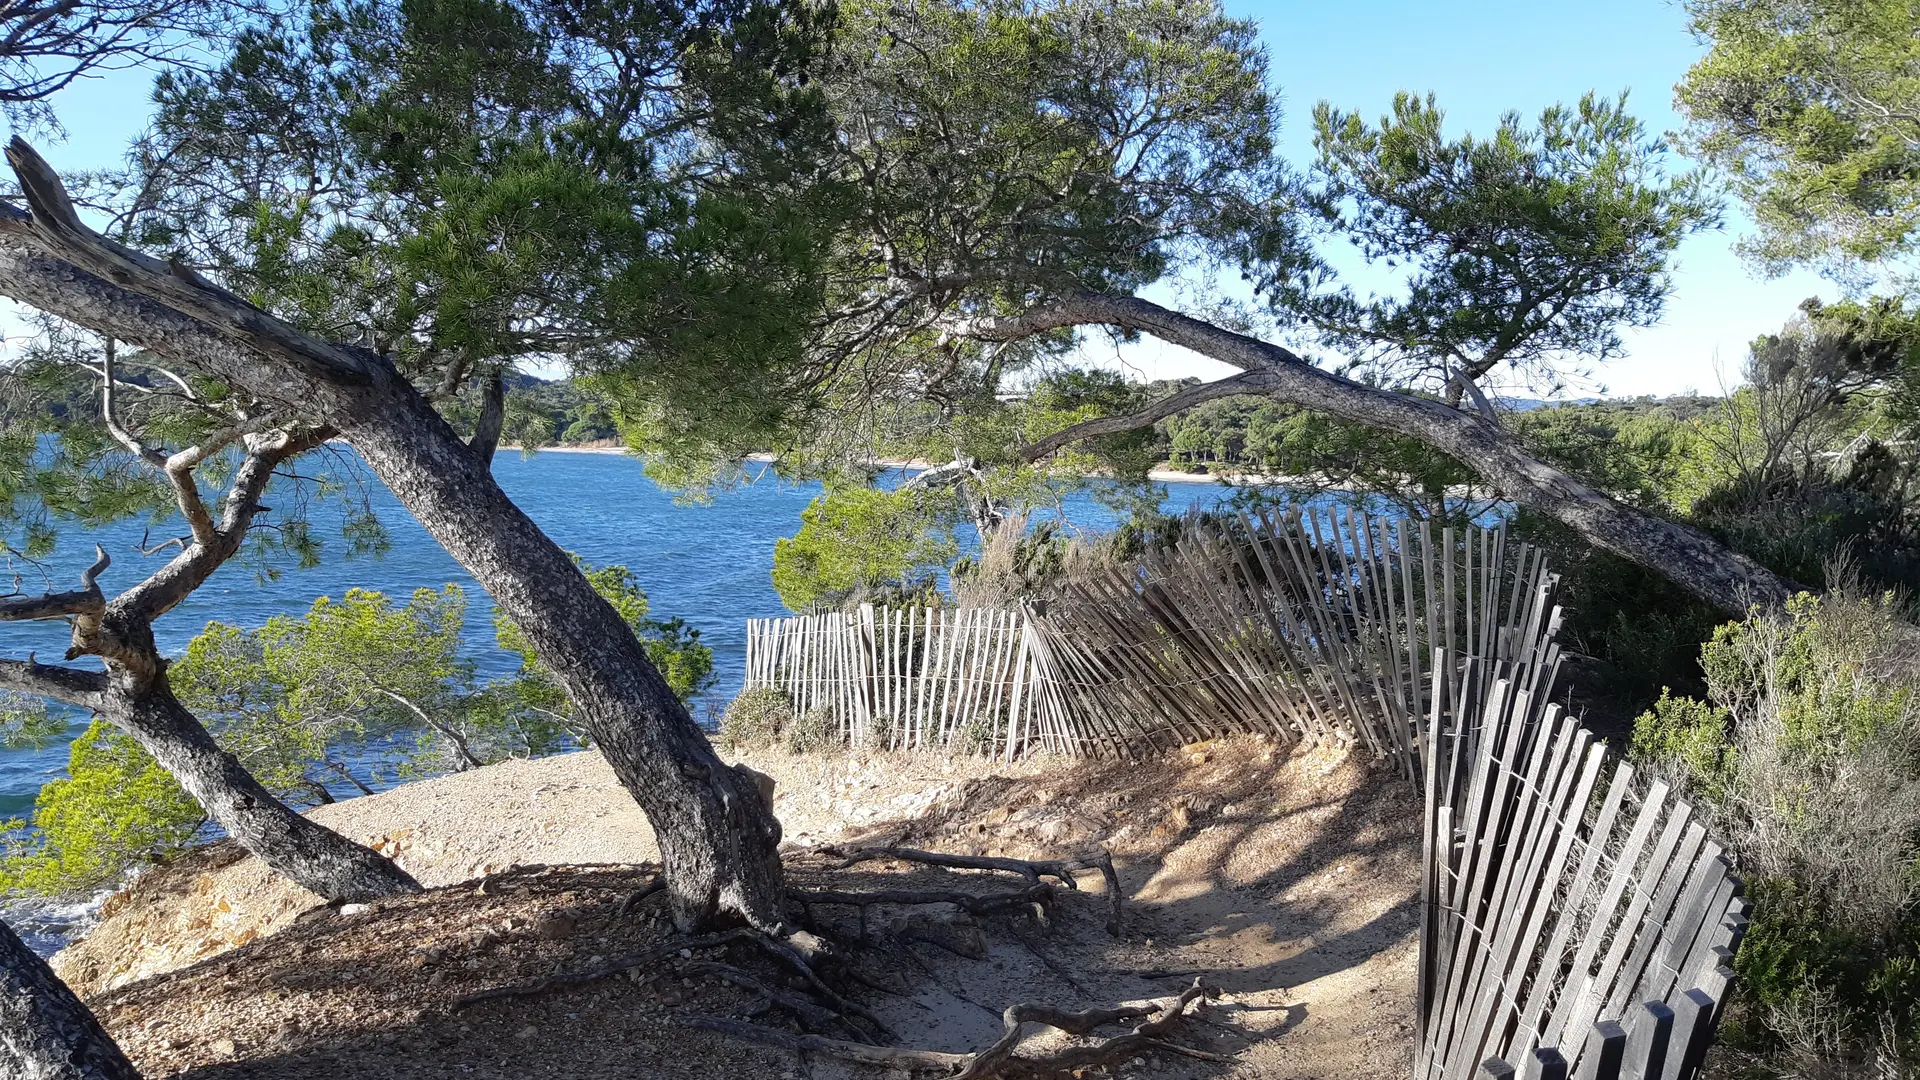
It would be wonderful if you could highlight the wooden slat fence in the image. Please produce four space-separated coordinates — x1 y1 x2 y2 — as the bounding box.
1418 667 1747 1080
1030 507 1563 777
744 606 1074 755
740 508 1746 1080
743 507 1562 764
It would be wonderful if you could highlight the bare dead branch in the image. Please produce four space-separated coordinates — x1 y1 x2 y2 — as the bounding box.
0 544 107 622
793 882 1054 918
373 688 484 769
688 977 1228 1078
97 339 166 469
820 846 1123 936
1 138 377 389
678 1016 969 1071
681 960 871 1042
97 426 322 626
962 290 1795 615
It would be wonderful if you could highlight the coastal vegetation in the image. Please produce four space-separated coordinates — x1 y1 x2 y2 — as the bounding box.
0 0 1913 1076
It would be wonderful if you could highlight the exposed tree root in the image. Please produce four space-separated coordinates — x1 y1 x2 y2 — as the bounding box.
681 960 872 1042
449 920 893 1037
450 931 748 1010
793 883 1054 919
614 876 665 916
682 977 1228 1077
822 846 1124 935
1008 922 1091 996
454 855 1131 1066
675 1018 969 1071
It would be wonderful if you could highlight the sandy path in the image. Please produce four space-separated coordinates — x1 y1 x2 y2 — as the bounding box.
61 740 1421 1080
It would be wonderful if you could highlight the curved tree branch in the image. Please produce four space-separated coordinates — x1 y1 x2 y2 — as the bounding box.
0 139 791 930
114 424 332 625
986 292 1796 615
0 657 107 708
2 137 376 388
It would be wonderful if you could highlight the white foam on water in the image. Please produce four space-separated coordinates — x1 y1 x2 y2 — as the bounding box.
3 886 118 957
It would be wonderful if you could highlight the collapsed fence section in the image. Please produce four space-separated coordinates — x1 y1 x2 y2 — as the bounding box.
740 507 1749 1077
1418 672 1747 1080
1032 507 1563 776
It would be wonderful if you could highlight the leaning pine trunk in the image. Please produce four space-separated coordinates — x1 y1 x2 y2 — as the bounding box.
0 919 139 1080
0 149 784 931
336 386 787 931
102 676 420 904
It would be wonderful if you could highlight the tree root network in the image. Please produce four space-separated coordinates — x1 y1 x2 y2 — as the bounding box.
447 848 1184 1076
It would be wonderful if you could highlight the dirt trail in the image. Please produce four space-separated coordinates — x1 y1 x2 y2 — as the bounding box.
58 738 1421 1079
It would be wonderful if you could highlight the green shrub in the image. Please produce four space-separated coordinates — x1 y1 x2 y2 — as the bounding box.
719 688 794 749
859 712 898 751
1632 590 1920 1071
782 707 837 754
954 717 996 757
770 485 958 613
1632 689 1734 804
0 720 204 896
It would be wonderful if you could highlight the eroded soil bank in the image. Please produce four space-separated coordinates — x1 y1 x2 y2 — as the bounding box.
56 738 1421 1079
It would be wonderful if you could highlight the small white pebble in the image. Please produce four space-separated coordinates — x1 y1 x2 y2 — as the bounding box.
678 948 692 959
340 903 370 916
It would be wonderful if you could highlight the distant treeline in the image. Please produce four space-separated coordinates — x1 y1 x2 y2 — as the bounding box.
442 374 621 448
1155 391 1723 474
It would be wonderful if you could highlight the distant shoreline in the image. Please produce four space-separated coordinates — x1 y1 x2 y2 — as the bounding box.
505 444 1282 487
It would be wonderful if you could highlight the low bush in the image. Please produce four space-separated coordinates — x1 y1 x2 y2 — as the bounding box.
0 719 205 896
954 717 996 757
718 688 794 749
783 707 837 754
1633 590 1920 1074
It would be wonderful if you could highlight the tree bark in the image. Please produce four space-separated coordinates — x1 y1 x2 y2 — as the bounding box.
0 651 419 904
468 370 505 466
102 673 419 904
0 141 788 931
0 918 139 1080
957 292 1798 616
0 413 421 905
333 389 786 929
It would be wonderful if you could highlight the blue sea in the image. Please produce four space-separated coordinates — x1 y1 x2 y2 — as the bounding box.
0 449 1246 821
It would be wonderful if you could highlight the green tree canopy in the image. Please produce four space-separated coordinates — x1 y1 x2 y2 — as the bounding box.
1678 0 1920 275
121 0 836 485
691 0 1778 614
771 485 959 612
1298 92 1717 400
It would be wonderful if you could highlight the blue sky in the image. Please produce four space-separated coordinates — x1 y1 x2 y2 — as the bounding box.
11 0 1837 398
1092 0 1837 395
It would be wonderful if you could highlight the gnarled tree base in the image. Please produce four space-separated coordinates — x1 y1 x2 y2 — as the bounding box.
443 847 1172 1075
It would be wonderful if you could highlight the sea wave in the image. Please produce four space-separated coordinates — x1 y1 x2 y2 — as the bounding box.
3 886 118 958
